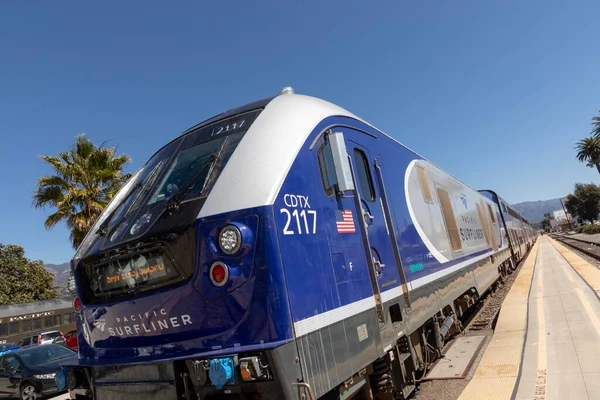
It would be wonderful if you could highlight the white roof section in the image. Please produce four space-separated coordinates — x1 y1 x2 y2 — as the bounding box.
199 93 363 217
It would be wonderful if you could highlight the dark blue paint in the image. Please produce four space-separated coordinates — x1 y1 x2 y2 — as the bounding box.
71 110 533 368
274 116 502 324
74 205 293 365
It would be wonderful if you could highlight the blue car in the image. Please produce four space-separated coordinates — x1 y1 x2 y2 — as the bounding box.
0 343 19 357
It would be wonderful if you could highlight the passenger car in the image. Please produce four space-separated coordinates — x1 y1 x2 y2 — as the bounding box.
17 330 66 347
0 343 76 399
64 330 78 351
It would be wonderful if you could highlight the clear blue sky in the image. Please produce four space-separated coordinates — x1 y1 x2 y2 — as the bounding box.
1 1 599 264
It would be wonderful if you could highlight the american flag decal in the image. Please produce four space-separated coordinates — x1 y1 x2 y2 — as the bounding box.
335 210 356 233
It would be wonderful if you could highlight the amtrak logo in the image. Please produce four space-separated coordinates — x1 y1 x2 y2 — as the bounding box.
460 194 468 209
93 318 107 332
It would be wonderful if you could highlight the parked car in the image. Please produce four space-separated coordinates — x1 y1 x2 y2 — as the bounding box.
0 343 20 357
0 343 76 399
17 330 66 348
64 330 78 351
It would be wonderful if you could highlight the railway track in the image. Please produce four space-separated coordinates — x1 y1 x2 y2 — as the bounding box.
551 234 600 260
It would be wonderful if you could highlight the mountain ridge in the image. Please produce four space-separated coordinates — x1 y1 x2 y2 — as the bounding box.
511 198 564 223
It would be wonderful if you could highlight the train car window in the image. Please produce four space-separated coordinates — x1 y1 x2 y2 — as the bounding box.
476 203 492 247
487 204 497 224
353 149 375 202
32 318 41 331
0 324 6 337
436 187 462 251
44 316 53 328
317 141 337 196
8 322 17 335
416 166 433 202
54 315 61 326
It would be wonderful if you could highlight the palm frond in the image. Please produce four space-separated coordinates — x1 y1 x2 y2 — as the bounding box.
35 135 132 249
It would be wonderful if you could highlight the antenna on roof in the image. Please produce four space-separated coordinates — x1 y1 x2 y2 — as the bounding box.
280 86 295 95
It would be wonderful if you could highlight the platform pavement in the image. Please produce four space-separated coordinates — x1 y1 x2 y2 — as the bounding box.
459 236 600 400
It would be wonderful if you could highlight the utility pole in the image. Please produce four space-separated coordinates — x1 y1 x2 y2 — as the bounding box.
560 197 573 231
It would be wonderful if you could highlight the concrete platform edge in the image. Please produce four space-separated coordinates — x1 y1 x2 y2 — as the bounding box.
457 240 540 400
549 237 600 302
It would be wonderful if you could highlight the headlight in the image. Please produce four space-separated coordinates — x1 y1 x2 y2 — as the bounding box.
130 212 152 236
218 225 241 255
35 373 55 380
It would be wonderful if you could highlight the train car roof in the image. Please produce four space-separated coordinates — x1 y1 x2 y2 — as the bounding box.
480 189 534 226
0 297 74 319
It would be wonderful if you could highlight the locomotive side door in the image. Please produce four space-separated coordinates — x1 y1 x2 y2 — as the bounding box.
324 127 410 327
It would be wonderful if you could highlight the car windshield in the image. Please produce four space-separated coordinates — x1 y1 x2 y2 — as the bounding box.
18 345 75 367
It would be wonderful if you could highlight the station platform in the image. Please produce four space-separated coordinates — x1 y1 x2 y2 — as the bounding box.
459 236 600 400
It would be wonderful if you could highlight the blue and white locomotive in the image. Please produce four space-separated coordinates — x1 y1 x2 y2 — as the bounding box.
57 88 536 400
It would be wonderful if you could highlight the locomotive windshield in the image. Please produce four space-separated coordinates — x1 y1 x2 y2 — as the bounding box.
101 110 260 243
73 109 263 302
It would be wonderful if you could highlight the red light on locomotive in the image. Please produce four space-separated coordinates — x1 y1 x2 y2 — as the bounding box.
209 262 229 287
73 297 82 313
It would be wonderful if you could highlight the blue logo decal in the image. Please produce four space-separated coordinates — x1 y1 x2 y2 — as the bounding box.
460 194 468 209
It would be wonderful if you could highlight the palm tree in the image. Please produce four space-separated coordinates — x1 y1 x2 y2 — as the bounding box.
33 134 132 249
592 112 600 138
575 136 600 174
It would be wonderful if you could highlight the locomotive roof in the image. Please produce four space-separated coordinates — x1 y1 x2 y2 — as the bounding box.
198 92 366 218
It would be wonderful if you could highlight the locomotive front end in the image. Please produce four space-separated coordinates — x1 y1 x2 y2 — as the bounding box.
57 101 297 400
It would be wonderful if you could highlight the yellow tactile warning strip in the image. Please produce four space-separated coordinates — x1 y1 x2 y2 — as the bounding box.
457 240 540 400
549 237 600 298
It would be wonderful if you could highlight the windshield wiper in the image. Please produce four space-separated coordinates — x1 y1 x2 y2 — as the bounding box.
97 162 166 238
166 136 231 213
96 180 145 236
166 154 217 214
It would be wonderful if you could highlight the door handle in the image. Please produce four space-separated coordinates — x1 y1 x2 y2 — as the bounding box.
373 258 385 277
363 210 374 224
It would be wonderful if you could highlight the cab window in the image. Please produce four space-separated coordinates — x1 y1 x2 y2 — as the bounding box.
353 149 375 202
317 140 338 196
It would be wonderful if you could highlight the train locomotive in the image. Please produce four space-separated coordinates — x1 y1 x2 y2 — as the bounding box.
56 88 537 400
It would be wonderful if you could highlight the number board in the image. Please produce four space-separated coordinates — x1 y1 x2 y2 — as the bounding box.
185 109 263 147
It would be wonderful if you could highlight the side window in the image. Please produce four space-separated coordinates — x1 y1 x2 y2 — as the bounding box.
416 166 433 203
436 187 462 251
4 356 20 372
317 141 338 196
0 324 6 337
353 149 375 202
8 322 18 336
487 203 497 224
